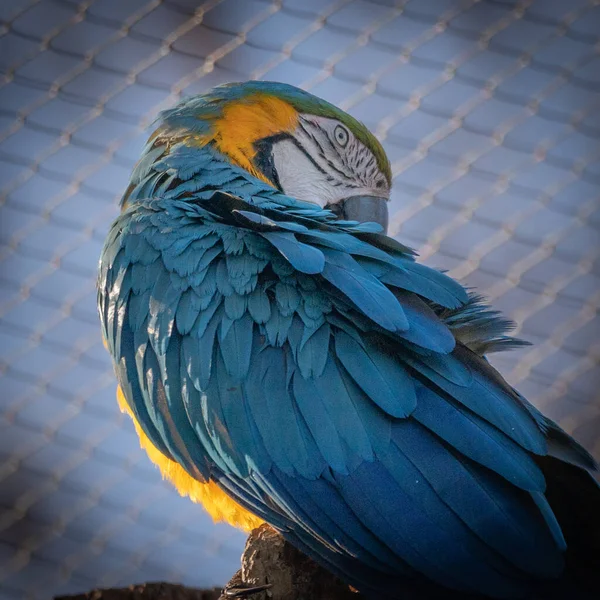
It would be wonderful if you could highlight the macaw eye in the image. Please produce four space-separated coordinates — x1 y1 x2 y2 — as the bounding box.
334 125 349 147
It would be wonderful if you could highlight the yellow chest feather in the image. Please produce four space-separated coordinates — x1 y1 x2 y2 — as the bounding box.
117 386 264 532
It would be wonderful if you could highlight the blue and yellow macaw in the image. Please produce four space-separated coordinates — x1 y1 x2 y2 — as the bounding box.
98 81 599 599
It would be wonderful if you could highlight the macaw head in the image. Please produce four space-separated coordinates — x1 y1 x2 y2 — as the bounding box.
157 81 392 231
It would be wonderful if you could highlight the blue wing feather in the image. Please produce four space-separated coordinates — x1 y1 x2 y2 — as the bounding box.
382 260 469 309
262 231 325 274
266 467 409 574
335 331 417 419
292 370 348 475
412 384 546 492
246 344 325 479
321 249 409 332
218 312 253 380
391 289 456 353
297 322 330 378
390 421 563 579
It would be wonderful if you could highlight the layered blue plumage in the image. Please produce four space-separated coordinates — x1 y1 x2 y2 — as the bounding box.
98 86 598 600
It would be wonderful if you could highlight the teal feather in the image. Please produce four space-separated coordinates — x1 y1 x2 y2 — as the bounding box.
125 234 160 266
370 443 529 596
224 292 247 320
244 350 295 476
392 290 455 354
391 422 563 579
246 345 324 478
301 289 332 320
153 143 212 180
292 371 348 475
226 252 268 278
185 297 221 388
382 261 469 309
167 243 221 277
216 259 235 296
275 281 301 316
303 230 407 268
401 349 473 387
321 249 408 332
174 289 199 335
200 364 245 478
179 363 231 475
243 234 273 260
312 356 373 460
220 228 246 255
262 231 325 274
412 384 545 492
438 293 531 355
129 144 165 185
335 332 416 419
127 171 164 203
218 312 253 380
235 210 310 234
214 352 271 476
530 491 567 551
264 305 293 347
148 270 180 356
247 287 271 323
297 322 330 378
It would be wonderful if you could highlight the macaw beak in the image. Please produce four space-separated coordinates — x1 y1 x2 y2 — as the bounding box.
329 195 389 234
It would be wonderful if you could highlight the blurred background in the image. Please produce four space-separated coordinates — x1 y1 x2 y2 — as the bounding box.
0 0 599 598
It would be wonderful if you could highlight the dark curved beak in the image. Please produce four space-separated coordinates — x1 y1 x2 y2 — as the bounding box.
328 195 389 233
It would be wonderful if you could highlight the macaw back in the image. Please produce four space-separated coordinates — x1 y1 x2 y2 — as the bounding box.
98 86 600 600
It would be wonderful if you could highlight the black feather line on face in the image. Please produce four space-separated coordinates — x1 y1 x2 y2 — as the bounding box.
253 133 291 190
299 118 356 183
288 136 330 175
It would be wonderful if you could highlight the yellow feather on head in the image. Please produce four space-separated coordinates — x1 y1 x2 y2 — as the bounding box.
199 93 298 184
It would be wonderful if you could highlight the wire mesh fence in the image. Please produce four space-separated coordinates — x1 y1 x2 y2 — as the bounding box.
0 0 598 598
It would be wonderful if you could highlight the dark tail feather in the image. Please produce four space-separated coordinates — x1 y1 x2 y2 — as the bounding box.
535 455 600 598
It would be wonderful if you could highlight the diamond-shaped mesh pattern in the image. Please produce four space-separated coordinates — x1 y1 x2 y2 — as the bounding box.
0 1 599 598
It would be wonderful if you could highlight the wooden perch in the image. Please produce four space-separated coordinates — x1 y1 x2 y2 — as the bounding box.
56 525 363 600
222 523 361 599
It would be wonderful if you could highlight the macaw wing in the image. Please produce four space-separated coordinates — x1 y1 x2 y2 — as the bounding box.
99 189 593 598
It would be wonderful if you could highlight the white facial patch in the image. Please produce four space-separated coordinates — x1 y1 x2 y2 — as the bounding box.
270 115 389 207
271 139 337 208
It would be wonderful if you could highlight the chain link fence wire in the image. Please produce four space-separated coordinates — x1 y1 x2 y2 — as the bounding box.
0 0 598 598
